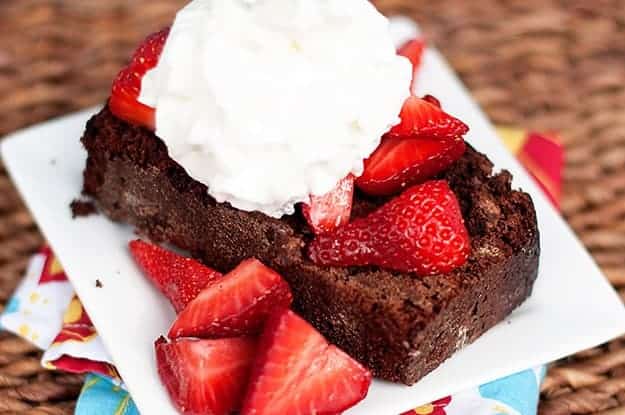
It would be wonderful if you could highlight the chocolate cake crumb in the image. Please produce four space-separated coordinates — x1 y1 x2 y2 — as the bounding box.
70 199 97 218
80 106 540 385
95 279 103 288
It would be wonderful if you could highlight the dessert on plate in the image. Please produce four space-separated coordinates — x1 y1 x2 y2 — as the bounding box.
79 0 539 413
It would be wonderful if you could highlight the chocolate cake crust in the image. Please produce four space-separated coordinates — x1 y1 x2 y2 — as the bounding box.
81 106 540 385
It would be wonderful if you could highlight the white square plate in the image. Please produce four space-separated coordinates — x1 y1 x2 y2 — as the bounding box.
3 48 625 415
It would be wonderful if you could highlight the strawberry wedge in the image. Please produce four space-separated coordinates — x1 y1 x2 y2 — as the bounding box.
109 28 169 129
156 336 256 415
356 95 468 196
302 174 355 234
241 309 372 415
397 38 425 90
309 180 471 276
388 95 468 140
129 240 222 313
168 259 292 339
357 134 466 196
398 38 425 70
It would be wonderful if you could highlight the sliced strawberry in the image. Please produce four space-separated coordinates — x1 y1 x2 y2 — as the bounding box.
301 174 355 234
398 38 425 70
388 95 469 140
356 95 468 196
129 240 222 313
356 134 466 196
241 309 371 415
422 94 441 108
129 28 170 72
169 259 292 339
109 28 169 129
308 180 470 276
397 38 425 90
156 336 256 415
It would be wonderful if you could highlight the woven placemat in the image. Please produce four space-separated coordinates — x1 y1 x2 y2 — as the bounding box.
1 0 624 413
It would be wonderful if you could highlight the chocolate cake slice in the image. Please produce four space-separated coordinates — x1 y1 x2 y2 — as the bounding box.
81 106 539 385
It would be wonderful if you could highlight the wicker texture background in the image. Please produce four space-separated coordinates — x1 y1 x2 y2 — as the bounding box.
0 0 624 413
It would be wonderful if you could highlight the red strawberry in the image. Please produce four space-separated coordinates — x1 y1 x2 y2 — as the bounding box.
241 309 371 415
308 180 470 276
388 95 469 140
156 336 257 415
169 259 292 339
109 28 169 129
356 134 466 196
129 240 222 313
397 38 425 89
422 94 441 108
301 175 355 234
398 38 425 69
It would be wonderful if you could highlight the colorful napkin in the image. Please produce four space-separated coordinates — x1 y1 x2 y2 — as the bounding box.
0 128 562 415
1 247 137 414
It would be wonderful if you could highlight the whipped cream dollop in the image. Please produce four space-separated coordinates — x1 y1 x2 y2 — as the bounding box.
139 0 412 218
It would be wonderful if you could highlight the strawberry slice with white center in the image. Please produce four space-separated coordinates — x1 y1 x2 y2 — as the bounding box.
356 95 469 196
356 134 466 196
397 38 425 90
301 174 355 234
109 28 169 129
156 336 257 415
169 259 292 339
129 240 222 313
388 95 469 140
240 309 372 415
